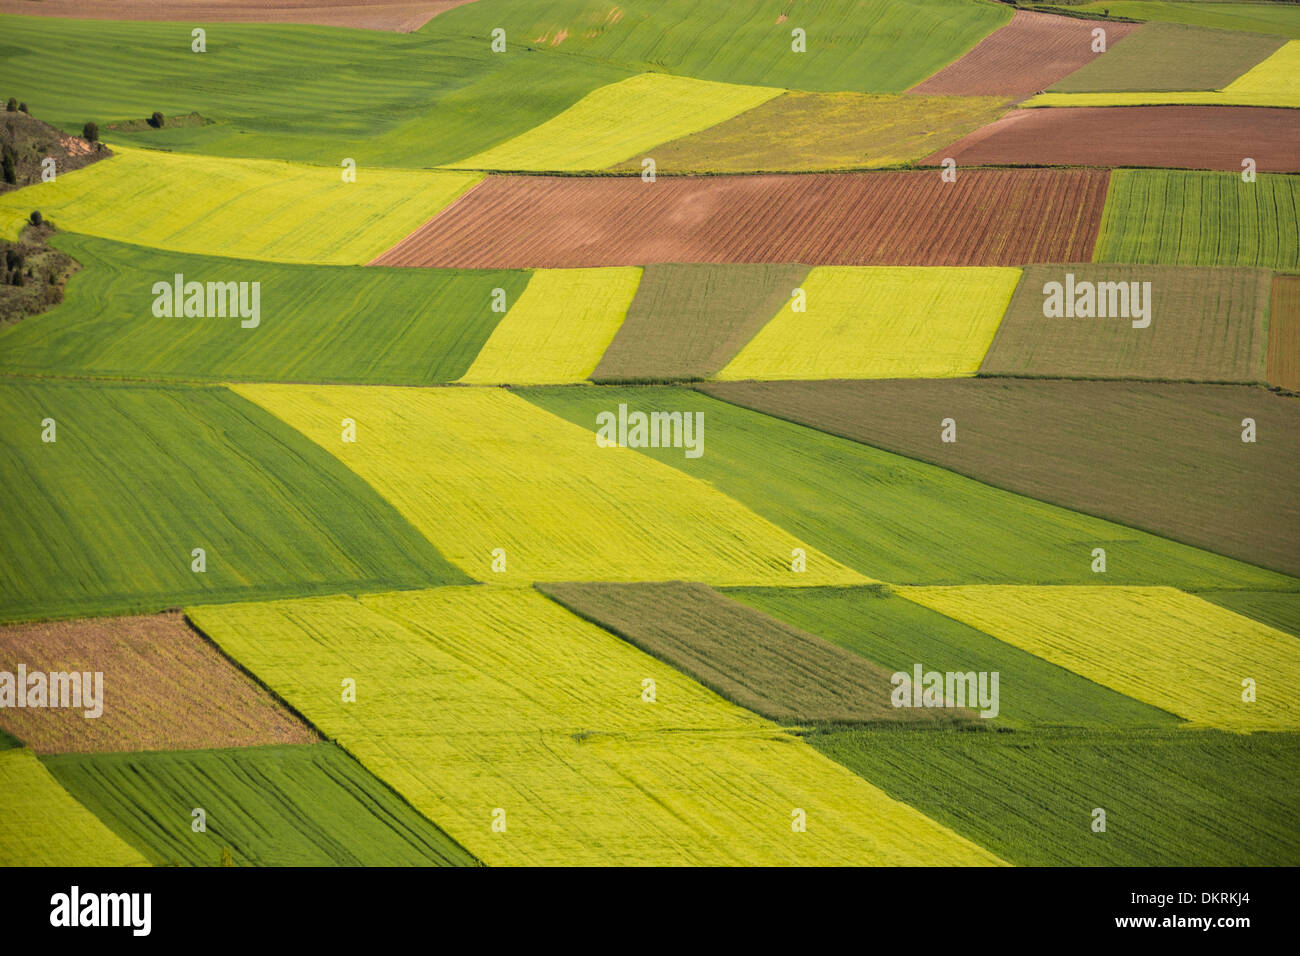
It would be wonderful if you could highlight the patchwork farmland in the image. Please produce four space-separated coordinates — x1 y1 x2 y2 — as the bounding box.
0 0 1296 889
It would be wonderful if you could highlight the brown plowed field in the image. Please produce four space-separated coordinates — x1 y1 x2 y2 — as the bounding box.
373 168 1110 269
908 11 1140 99
0 612 318 753
928 106 1300 172
1268 276 1300 392
0 0 473 32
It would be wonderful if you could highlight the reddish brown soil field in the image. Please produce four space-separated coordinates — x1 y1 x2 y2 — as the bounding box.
374 168 1110 269
0 0 473 32
1269 276 1300 392
908 11 1140 99
928 106 1300 172
0 612 318 753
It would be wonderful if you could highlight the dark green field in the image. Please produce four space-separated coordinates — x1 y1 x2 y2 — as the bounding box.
0 379 468 622
540 581 965 726
809 727 1300 866
44 744 479 866
980 265 1270 384
591 264 807 383
728 586 1181 728
701 379 1300 579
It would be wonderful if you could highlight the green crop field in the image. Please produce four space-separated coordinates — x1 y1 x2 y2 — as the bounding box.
591 264 810 382
523 386 1293 588
810 728 1300 866
701 379 1300 578
539 581 965 726
0 146 481 263
447 73 782 172
424 0 1013 93
981 265 1271 383
717 266 1021 381
189 588 1003 866
1094 170 1300 270
1063 2 1300 38
45 744 478 867
728 586 1182 728
1047 23 1285 92
609 92 1011 173
0 14 632 166
0 380 466 622
0 235 531 384
0 748 148 867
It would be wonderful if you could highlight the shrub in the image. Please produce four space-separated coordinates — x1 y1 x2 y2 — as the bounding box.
1 154 14 186
18 102 27 114
82 121 98 142
148 111 165 129
4 98 16 113
29 210 42 227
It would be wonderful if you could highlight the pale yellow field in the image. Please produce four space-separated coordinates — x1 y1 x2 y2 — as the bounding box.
900 586 1300 731
188 588 1005 867
1023 41 1300 107
717 266 1021 381
444 72 784 171
0 145 482 264
458 268 641 384
232 384 870 586
0 748 149 866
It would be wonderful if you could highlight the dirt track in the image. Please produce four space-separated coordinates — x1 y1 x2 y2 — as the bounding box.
373 168 1110 269
0 0 473 32
908 10 1141 99
928 106 1300 172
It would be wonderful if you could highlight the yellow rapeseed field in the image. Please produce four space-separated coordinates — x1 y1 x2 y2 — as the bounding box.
900 586 1300 731
0 145 482 264
444 73 783 171
458 268 641 384
0 749 149 866
189 588 1006 866
717 266 1021 380
232 384 870 586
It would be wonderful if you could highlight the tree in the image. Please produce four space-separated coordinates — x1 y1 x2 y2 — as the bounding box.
82 121 98 142
4 98 16 112
148 111 165 129
29 210 42 227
